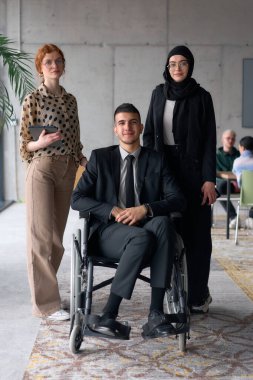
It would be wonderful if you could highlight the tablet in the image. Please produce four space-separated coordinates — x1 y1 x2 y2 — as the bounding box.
29 125 63 147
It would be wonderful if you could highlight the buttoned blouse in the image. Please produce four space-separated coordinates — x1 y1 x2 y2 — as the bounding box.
19 83 84 165
163 99 176 145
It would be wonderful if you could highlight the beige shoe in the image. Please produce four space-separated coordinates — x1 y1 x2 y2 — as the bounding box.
47 309 70 321
229 217 241 229
190 294 212 314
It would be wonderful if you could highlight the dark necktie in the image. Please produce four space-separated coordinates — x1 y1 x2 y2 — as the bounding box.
125 155 135 207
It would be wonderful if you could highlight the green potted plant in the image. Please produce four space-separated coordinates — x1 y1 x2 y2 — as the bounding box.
0 34 35 133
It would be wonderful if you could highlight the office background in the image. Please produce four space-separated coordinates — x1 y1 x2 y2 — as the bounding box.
1 0 253 202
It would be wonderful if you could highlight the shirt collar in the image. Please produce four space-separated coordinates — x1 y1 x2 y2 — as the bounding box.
37 83 67 98
241 150 253 157
119 146 141 161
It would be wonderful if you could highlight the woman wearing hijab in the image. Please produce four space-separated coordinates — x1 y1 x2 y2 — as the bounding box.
143 45 217 313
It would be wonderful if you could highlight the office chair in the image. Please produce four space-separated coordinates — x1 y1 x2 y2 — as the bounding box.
235 170 253 245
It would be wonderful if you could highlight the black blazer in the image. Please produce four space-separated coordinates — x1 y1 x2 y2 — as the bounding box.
143 84 217 185
71 145 186 236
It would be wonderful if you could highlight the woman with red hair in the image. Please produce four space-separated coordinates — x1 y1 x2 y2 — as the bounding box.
20 44 87 320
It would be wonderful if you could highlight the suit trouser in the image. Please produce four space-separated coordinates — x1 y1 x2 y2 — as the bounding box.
26 156 76 317
92 216 175 300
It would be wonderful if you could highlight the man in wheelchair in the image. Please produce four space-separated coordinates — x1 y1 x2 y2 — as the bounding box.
71 103 186 339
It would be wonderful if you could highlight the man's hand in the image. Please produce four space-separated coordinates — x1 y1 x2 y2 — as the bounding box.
80 156 88 168
113 205 147 226
201 181 216 205
111 207 125 219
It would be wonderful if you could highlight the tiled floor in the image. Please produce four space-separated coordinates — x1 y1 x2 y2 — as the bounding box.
0 203 80 380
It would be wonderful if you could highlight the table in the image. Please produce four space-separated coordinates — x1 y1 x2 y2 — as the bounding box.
216 171 238 239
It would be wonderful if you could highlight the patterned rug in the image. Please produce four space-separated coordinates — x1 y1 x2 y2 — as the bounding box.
212 221 253 302
23 222 253 380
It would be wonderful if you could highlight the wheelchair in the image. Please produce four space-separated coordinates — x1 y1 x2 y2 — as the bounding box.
69 211 190 354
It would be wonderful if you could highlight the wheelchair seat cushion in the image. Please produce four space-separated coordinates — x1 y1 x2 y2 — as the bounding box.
92 315 131 340
142 310 176 339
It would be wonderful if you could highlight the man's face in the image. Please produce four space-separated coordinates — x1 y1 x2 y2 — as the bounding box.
222 132 236 150
114 112 143 146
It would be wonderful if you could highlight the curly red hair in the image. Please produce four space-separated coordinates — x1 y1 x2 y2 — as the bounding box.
35 44 65 74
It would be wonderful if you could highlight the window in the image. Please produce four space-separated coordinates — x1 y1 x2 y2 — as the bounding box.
242 59 253 128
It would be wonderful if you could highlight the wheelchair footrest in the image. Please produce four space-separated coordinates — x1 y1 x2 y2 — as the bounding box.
166 313 188 324
82 314 131 340
142 313 189 340
174 324 190 334
142 313 176 340
167 313 190 334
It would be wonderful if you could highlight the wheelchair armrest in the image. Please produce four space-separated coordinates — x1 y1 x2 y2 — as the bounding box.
79 211 90 220
170 212 183 235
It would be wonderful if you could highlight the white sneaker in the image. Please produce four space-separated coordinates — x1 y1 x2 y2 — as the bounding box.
190 295 212 314
47 309 70 321
245 217 253 229
229 217 241 229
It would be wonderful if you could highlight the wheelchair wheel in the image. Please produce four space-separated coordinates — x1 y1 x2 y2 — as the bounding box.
167 250 188 313
69 324 82 354
165 237 189 352
70 229 82 320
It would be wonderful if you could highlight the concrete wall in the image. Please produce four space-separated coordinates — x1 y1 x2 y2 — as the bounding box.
1 0 253 201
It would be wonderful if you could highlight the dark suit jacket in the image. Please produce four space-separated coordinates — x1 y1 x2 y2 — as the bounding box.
71 145 186 236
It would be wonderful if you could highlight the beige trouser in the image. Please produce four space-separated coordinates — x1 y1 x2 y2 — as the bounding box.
26 155 77 317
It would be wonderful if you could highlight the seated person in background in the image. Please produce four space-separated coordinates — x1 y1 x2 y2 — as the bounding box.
216 129 240 229
232 136 253 229
71 103 186 339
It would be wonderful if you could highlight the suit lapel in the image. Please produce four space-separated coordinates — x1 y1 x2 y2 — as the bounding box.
110 146 149 203
111 147 121 199
137 147 149 196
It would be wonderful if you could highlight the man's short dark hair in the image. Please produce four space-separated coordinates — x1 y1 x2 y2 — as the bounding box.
114 103 141 121
239 136 253 151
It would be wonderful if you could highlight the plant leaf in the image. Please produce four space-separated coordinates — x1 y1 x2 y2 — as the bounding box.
0 34 35 132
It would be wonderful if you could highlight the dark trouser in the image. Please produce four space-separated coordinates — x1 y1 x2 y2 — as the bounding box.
182 200 212 305
216 179 237 219
91 216 175 300
164 145 212 305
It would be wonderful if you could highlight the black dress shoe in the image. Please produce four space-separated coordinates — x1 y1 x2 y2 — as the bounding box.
94 312 118 336
93 314 131 340
148 309 166 321
100 312 117 321
142 310 175 339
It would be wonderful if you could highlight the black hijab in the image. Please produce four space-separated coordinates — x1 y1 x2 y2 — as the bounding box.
162 46 204 156
163 45 199 100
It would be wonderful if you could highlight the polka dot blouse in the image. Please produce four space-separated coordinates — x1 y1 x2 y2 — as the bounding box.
19 83 84 165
